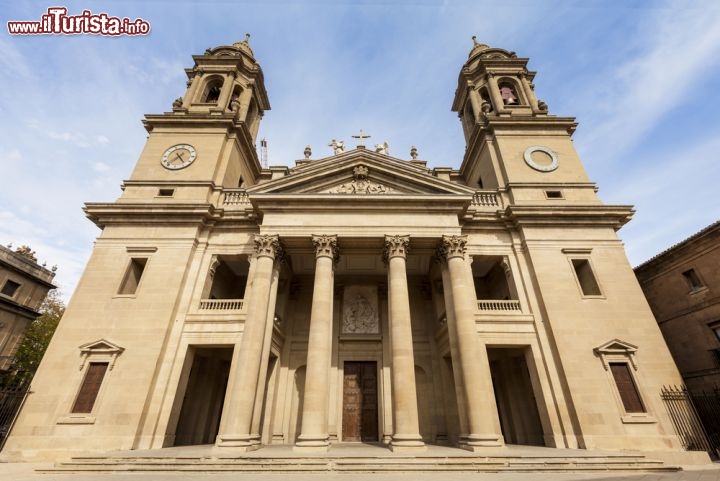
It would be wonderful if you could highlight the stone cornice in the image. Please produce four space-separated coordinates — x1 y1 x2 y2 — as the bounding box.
503 204 634 230
0 296 41 320
0 246 56 286
84 203 215 228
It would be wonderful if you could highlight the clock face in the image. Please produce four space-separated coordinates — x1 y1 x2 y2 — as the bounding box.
523 145 559 172
161 144 197 170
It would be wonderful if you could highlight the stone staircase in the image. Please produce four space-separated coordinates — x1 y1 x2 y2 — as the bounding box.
41 450 681 473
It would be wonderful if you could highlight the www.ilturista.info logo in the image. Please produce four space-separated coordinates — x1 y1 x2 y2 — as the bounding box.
7 7 150 35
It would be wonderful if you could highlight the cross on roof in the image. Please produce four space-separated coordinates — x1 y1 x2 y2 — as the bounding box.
351 129 371 147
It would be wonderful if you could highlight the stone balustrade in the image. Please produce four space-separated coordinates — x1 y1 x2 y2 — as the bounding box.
223 189 250 205
199 299 244 310
477 299 521 312
470 191 500 208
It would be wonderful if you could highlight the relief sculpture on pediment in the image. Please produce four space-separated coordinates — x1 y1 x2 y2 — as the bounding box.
326 164 393 194
329 180 392 194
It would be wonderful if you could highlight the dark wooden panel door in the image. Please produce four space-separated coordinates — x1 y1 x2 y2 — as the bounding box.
343 361 378 442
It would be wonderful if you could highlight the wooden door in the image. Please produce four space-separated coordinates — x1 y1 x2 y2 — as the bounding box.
342 361 378 442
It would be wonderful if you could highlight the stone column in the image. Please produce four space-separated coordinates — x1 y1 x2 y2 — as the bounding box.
250 265 281 439
440 235 504 450
468 88 483 122
217 234 283 450
487 73 506 114
519 74 539 110
385 235 425 451
237 86 253 122
437 257 469 437
217 74 234 111
295 235 338 451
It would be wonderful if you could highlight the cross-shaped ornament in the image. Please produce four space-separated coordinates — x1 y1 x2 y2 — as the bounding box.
351 129 371 147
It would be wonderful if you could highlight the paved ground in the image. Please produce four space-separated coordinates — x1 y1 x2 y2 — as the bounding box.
2 464 720 481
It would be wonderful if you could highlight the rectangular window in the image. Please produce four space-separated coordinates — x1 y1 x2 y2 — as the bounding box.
572 258 602 296
72 362 109 413
118 258 148 295
712 323 720 342
609 362 645 413
545 190 563 199
682 269 703 291
1 279 20 297
157 188 175 197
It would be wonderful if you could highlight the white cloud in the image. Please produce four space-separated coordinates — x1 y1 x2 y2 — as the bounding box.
92 161 110 172
96 135 110 144
606 133 720 266
580 4 720 162
0 37 31 79
6 149 22 162
48 130 90 147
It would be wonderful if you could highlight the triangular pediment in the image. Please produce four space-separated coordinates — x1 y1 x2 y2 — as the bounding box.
248 149 475 196
79 339 125 355
594 339 638 354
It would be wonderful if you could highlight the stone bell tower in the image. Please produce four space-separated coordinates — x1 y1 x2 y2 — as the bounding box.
119 35 270 204
452 38 598 206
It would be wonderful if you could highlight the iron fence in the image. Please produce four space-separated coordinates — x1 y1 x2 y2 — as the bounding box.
661 385 720 458
0 377 30 450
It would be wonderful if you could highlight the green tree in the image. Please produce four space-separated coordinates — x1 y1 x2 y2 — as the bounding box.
9 289 65 384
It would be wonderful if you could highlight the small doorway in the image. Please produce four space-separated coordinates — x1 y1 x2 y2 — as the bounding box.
488 347 545 446
342 361 378 442
173 346 233 446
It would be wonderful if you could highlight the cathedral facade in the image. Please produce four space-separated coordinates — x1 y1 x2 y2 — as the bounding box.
3 38 691 460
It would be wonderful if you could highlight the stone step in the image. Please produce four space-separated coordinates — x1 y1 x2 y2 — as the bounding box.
41 454 682 473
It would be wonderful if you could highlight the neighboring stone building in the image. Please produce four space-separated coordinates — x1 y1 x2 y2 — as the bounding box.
2 38 696 462
0 245 56 373
635 221 720 395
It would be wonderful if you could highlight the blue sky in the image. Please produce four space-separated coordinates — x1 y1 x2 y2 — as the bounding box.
1 1 719 301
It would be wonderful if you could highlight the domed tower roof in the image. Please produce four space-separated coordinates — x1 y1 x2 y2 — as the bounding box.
468 36 490 58
232 33 255 58
202 33 256 61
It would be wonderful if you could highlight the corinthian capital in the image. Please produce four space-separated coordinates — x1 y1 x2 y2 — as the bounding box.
441 235 468 260
384 235 410 261
254 234 282 259
312 234 339 261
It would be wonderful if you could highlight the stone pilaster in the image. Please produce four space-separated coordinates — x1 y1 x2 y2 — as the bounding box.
217 234 283 450
295 235 338 451
385 235 425 451
440 235 504 450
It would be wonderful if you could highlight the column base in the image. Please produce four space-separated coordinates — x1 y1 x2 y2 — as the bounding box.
458 433 504 451
294 434 330 452
215 434 261 451
390 434 426 452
